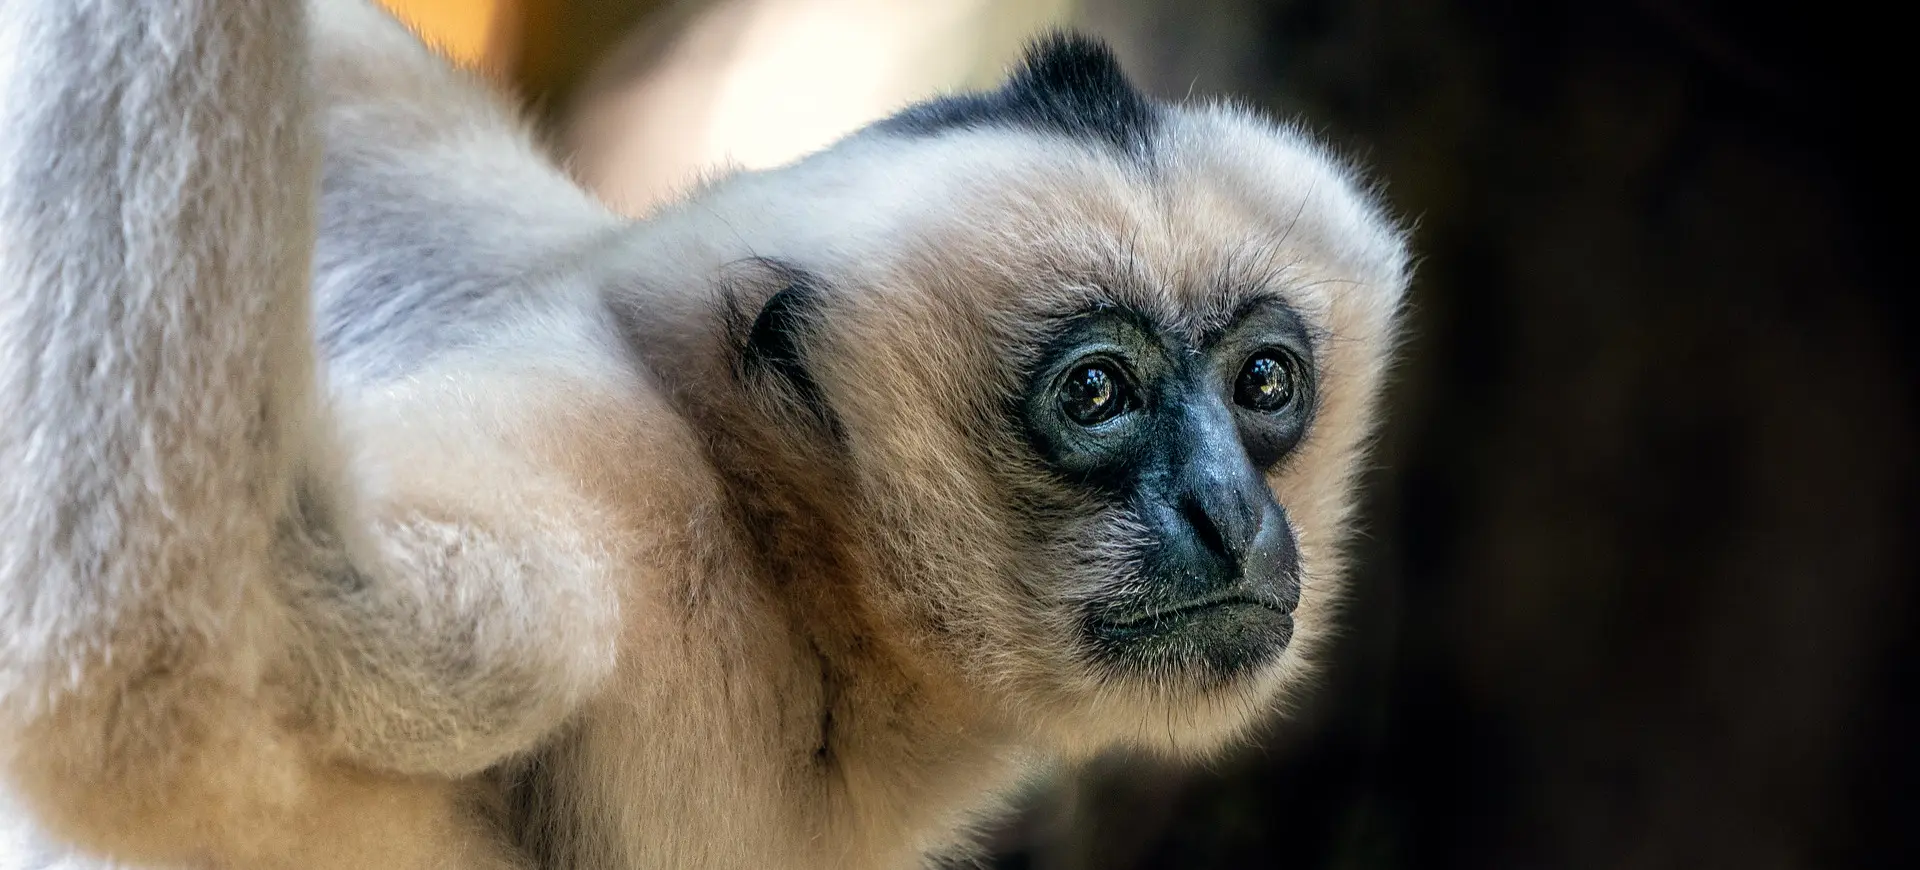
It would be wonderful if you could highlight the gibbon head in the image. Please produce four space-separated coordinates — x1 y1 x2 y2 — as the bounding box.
624 34 1407 757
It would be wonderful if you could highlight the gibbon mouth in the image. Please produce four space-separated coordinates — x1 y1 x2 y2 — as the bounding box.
1093 591 1286 630
1082 590 1297 677
1087 589 1295 636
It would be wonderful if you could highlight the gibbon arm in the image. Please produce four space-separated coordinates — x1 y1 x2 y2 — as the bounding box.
0 0 619 862
0 0 335 858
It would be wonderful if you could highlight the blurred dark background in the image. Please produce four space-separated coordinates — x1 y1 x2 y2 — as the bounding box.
388 1 1914 866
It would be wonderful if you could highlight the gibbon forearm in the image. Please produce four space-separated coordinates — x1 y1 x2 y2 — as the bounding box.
0 1 627 853
0 0 324 860
0 1 618 863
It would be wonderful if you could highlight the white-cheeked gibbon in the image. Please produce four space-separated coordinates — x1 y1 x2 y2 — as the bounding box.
0 0 1409 867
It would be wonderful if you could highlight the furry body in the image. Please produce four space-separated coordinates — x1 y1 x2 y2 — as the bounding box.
0 1 1407 867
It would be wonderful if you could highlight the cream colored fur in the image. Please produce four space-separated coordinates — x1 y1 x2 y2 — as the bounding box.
0 0 1407 867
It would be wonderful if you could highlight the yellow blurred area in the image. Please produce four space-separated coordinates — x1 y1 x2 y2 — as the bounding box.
374 0 515 67
373 0 660 105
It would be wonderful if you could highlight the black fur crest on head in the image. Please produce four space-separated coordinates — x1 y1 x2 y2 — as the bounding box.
876 31 1159 158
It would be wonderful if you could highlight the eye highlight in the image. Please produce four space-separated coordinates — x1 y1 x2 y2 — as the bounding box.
1234 350 1302 413
1059 361 1130 426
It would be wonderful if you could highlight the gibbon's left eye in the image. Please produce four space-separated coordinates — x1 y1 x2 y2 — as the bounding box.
1234 350 1302 413
1060 361 1131 426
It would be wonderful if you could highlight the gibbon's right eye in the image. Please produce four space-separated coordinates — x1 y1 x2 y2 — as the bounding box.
1234 350 1302 413
1060 361 1130 426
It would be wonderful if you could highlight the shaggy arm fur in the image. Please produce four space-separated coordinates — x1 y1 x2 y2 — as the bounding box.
0 1 619 864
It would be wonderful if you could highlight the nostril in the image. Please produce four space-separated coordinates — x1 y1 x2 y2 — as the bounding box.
1180 494 1232 561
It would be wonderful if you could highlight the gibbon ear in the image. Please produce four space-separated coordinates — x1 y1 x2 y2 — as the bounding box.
739 270 841 439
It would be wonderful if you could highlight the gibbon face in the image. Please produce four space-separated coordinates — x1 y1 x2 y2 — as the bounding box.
637 36 1405 756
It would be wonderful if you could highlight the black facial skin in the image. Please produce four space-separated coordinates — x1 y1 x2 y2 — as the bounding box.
1020 301 1316 681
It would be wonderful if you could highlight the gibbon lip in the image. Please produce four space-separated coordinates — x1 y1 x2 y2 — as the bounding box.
1094 590 1289 629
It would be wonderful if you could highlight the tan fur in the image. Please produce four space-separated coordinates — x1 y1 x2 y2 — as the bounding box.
0 0 1406 867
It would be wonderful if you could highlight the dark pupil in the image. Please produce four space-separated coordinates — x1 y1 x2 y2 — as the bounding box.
1062 364 1122 425
1236 353 1295 412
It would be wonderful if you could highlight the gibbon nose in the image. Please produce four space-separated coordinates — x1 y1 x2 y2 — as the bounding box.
1179 482 1260 565
1176 455 1269 566
1167 398 1276 572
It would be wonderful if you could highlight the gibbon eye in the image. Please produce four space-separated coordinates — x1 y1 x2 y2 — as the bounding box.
1235 351 1301 413
1060 361 1130 426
